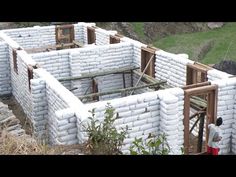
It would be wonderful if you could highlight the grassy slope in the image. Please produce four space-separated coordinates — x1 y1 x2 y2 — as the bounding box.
153 22 236 64
131 22 146 40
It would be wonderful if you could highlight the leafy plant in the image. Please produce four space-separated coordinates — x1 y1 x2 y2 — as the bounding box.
129 133 170 155
85 103 128 155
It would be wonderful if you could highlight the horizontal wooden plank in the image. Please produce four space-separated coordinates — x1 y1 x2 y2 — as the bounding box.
141 46 157 54
56 24 74 29
185 85 217 95
58 66 140 82
182 81 211 90
78 81 166 100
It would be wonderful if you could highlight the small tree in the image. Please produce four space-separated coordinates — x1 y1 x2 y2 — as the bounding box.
129 133 170 155
85 103 128 155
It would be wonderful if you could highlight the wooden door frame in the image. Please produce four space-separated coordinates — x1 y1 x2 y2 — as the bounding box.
186 62 212 85
110 34 123 44
183 83 218 154
141 46 159 78
55 24 75 45
87 26 96 44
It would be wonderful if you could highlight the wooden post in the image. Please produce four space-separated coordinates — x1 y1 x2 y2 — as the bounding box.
186 65 193 85
92 79 99 101
122 72 126 96
184 92 190 154
192 70 197 84
131 70 133 87
197 112 205 153
189 116 201 134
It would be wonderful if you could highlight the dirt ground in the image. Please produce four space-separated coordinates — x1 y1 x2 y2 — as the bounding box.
0 95 32 135
189 134 206 154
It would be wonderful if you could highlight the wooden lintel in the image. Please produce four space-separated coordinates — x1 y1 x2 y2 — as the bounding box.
187 63 211 73
115 33 124 38
141 46 157 54
185 85 217 96
195 62 213 70
182 81 211 90
57 24 74 29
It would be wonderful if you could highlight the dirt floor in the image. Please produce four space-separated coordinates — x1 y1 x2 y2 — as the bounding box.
189 134 206 154
0 95 32 135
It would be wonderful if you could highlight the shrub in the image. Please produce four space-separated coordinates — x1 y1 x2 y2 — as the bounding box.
129 133 170 155
85 103 128 155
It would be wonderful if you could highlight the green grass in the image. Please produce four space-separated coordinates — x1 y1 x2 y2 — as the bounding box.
131 22 146 40
153 22 236 64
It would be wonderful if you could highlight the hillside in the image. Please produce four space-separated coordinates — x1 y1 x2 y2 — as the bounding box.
97 22 209 44
153 22 236 65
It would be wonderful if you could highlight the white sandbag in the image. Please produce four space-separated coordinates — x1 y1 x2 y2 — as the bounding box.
140 123 153 131
160 119 179 126
160 102 178 110
160 109 178 115
57 123 76 131
133 119 147 127
59 134 77 142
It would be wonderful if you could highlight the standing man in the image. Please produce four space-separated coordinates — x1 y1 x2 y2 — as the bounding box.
207 117 223 155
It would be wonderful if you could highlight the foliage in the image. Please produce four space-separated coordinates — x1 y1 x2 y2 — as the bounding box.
85 103 128 155
129 133 170 155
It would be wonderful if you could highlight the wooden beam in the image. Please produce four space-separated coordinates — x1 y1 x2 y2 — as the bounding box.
185 85 218 96
190 97 207 108
192 69 197 84
57 24 74 29
122 72 126 96
58 66 140 82
205 86 218 147
182 81 211 90
186 66 193 85
195 62 213 70
115 33 124 38
187 63 211 73
184 91 190 154
73 40 83 47
197 113 205 153
131 70 134 87
56 43 76 48
189 109 206 120
78 81 166 100
141 46 157 54
133 70 159 84
189 116 201 134
190 102 203 111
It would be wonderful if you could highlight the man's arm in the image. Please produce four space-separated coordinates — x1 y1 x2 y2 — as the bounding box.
213 132 222 142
